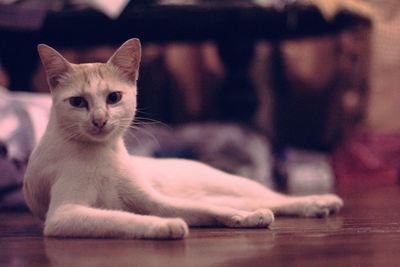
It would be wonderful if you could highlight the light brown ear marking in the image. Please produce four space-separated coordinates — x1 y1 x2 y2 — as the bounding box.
37 44 72 90
107 38 141 84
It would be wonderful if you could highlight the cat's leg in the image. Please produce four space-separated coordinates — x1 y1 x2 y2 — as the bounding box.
119 181 274 228
265 194 344 217
130 157 341 221
197 193 343 218
45 204 188 239
45 180 188 239
183 168 343 218
154 200 275 228
200 193 343 217
162 161 343 217
201 171 343 217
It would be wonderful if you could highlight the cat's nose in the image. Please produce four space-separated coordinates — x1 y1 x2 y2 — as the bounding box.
92 118 107 129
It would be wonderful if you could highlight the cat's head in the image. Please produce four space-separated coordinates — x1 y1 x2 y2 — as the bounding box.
38 38 141 143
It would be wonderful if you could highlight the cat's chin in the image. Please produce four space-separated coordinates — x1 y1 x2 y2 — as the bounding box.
83 128 116 143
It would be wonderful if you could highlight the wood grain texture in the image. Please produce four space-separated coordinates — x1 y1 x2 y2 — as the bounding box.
1 186 399 267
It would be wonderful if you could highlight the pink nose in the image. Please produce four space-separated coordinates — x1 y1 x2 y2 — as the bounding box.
92 118 107 129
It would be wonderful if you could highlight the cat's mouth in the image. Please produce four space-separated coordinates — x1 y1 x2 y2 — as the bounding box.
86 126 114 140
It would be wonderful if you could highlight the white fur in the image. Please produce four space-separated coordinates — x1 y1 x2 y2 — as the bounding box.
23 39 343 239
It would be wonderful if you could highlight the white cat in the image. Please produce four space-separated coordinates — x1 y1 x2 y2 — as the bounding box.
23 38 343 239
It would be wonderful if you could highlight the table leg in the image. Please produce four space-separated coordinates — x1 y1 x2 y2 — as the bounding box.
0 31 39 91
216 39 258 123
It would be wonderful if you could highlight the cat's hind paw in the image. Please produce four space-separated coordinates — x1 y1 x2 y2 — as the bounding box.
227 209 274 228
302 194 343 218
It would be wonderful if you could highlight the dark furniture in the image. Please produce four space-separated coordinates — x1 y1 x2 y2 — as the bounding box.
0 0 371 146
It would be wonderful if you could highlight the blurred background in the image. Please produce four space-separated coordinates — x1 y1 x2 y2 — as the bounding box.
0 0 399 210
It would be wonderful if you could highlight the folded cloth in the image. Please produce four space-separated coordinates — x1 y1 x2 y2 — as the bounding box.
0 88 51 210
0 89 51 162
126 123 273 187
0 157 26 210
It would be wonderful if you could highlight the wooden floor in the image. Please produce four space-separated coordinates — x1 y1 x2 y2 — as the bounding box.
1 186 400 267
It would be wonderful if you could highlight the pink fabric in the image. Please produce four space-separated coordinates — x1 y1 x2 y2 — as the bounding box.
333 131 400 188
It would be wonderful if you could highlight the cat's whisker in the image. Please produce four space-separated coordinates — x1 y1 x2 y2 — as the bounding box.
57 124 83 142
62 131 83 142
109 120 142 141
133 115 170 129
124 124 162 150
135 109 155 119
130 117 170 147
123 130 146 149
58 123 76 128
128 124 157 136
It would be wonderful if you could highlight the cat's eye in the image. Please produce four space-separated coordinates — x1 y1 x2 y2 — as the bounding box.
107 91 122 105
69 96 88 108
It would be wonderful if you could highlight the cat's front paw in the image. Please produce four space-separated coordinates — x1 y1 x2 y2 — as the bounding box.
146 218 189 239
225 209 274 228
302 194 343 217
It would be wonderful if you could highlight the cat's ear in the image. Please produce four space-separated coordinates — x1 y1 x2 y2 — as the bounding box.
37 44 72 90
107 38 141 83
